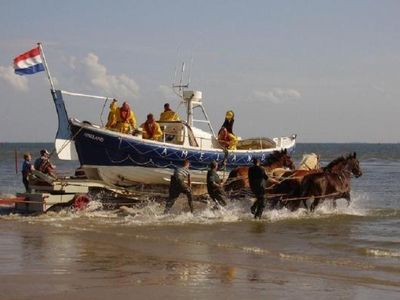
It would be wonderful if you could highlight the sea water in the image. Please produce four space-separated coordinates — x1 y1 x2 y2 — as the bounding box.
0 143 399 299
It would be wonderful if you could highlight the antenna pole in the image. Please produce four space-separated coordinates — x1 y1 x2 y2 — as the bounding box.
179 62 185 92
187 56 194 86
37 42 55 91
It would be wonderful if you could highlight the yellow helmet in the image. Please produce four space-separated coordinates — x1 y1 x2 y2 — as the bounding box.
225 110 234 120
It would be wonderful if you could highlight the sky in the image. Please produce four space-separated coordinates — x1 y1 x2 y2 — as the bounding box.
1 0 400 143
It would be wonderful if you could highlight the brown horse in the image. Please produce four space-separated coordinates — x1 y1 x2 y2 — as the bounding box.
268 168 322 210
295 152 362 211
224 149 295 194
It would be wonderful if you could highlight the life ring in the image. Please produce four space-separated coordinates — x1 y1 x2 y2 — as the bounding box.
72 194 91 210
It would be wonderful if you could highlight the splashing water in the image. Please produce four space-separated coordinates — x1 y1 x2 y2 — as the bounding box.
0 190 379 228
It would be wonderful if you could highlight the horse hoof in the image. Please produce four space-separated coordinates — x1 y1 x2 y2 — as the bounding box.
254 210 263 219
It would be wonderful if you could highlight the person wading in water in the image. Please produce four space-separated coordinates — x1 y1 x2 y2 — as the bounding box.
248 158 269 219
207 160 228 209
164 159 193 214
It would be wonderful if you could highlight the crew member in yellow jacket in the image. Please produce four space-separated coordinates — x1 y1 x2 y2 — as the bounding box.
117 102 137 133
218 127 237 150
222 110 235 135
106 100 137 133
218 110 238 150
105 99 118 130
159 103 180 121
141 113 163 140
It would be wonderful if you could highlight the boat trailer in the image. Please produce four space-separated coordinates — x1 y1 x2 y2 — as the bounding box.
0 170 210 214
0 171 167 214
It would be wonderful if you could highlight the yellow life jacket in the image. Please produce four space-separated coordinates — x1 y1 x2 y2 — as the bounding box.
141 121 163 140
106 101 118 130
115 108 137 134
159 110 180 122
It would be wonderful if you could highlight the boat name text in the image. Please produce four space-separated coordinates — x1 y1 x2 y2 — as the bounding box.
84 133 104 142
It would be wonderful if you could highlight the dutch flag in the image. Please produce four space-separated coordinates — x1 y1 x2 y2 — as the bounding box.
14 46 45 75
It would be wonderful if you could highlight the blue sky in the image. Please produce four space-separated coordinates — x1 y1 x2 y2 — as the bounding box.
1 0 400 142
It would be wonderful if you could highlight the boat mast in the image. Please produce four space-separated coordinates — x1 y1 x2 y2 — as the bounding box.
172 62 216 137
37 42 55 92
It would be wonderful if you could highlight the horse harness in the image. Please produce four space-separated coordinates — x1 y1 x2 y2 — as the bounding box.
331 169 352 187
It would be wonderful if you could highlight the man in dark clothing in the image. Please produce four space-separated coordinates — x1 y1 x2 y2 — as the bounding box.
207 161 227 208
221 110 235 134
21 153 33 192
34 149 56 178
248 158 269 219
164 159 193 214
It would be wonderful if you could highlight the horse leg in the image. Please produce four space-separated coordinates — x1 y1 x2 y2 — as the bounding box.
302 199 308 211
288 199 301 212
344 192 351 207
267 195 280 210
309 183 324 212
302 196 315 211
332 200 337 209
276 196 286 210
310 197 320 212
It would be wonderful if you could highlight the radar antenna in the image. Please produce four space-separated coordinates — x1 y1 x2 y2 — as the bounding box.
171 60 216 137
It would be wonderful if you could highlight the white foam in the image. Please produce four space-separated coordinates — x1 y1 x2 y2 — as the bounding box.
365 248 400 258
0 190 378 226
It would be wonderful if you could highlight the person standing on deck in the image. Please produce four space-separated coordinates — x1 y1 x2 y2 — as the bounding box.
159 103 180 122
207 161 228 208
221 110 235 135
164 159 193 214
21 153 33 192
105 99 118 130
218 110 238 150
248 158 269 219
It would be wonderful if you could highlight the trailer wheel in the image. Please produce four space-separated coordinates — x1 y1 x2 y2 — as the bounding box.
72 194 91 210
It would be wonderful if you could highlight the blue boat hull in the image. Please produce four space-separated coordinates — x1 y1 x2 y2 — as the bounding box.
71 123 295 173
51 89 296 185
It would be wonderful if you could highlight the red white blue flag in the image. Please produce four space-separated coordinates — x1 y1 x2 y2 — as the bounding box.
14 46 45 75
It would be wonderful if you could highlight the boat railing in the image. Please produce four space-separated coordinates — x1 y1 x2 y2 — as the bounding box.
158 129 294 151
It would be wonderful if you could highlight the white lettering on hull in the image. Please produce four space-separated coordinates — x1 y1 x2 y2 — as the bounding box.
84 133 104 142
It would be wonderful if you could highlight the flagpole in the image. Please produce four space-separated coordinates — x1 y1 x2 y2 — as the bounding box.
37 42 55 91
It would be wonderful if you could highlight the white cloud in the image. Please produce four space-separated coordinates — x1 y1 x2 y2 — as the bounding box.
0 66 29 91
253 88 302 104
81 53 139 99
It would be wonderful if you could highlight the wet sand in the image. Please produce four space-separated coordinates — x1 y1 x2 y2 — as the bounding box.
1 201 399 300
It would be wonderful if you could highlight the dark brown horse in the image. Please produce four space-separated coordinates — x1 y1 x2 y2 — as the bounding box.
224 149 295 194
295 152 362 211
268 168 322 210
